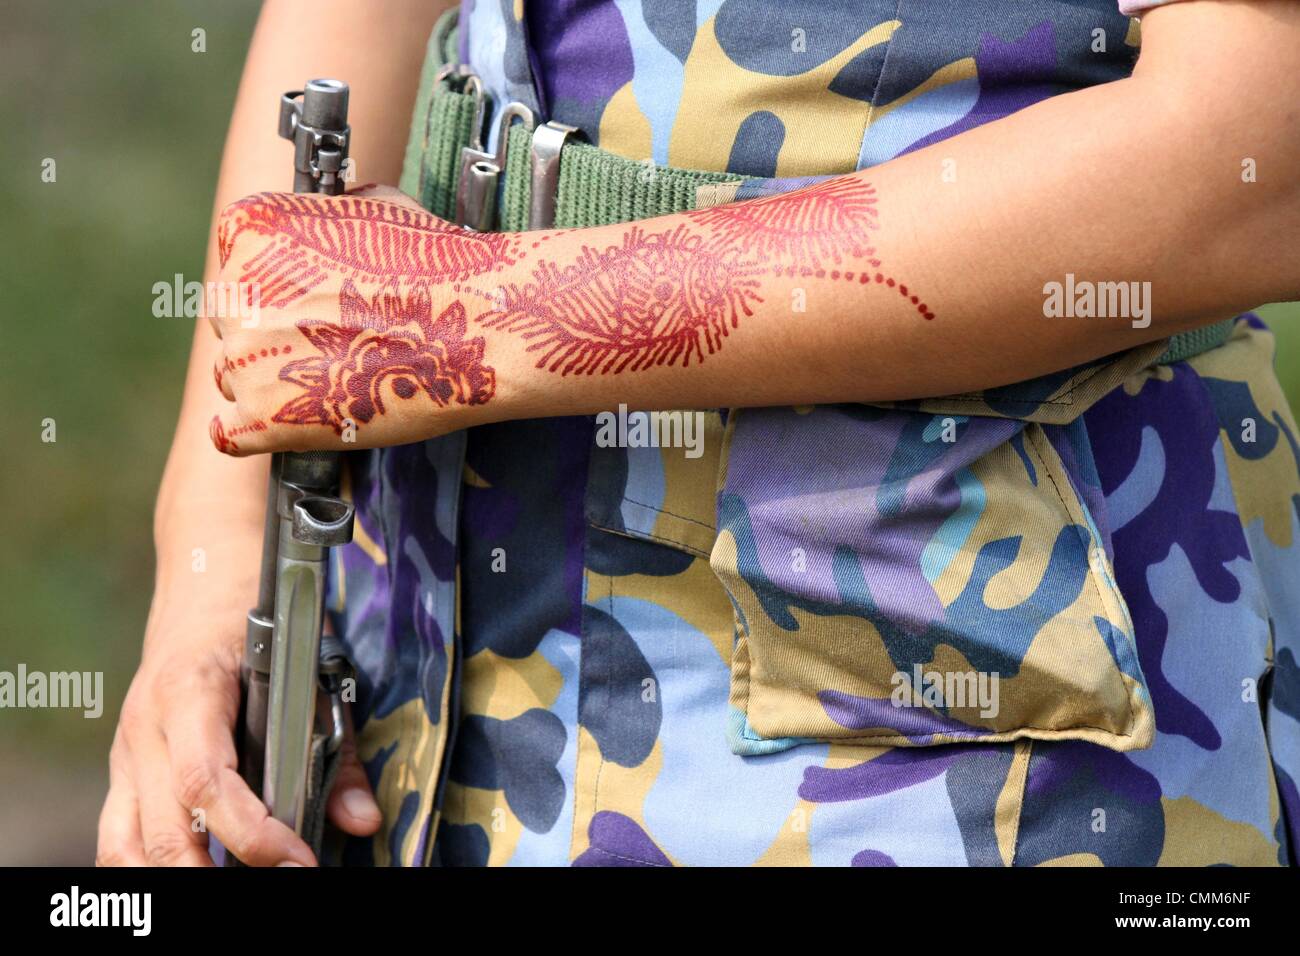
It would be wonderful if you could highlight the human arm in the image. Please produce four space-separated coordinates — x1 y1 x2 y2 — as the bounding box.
97 0 453 866
210 0 1300 455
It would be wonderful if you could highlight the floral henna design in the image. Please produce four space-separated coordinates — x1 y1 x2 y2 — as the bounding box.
478 224 762 375
219 191 518 308
273 280 495 434
224 176 932 440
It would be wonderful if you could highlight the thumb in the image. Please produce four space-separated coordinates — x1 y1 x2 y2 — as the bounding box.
326 716 382 837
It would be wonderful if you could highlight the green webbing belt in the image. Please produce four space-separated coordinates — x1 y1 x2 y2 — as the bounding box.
498 123 745 230
1158 319 1236 364
413 86 479 221
406 11 1236 365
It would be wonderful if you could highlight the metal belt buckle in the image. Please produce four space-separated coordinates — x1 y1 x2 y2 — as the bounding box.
455 99 535 231
420 65 486 207
430 64 485 136
529 121 581 230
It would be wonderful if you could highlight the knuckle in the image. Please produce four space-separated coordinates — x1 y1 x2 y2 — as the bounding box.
144 832 194 867
231 826 272 865
116 700 150 739
107 741 130 778
173 759 219 811
95 846 130 868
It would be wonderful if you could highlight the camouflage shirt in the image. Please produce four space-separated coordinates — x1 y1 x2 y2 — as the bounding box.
327 0 1299 867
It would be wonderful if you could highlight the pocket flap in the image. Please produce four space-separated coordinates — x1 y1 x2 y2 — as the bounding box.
714 404 1154 754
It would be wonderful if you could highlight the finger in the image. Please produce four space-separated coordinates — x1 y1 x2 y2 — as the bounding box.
345 183 428 214
96 738 147 866
326 709 381 837
345 182 401 199
216 192 265 269
213 359 236 402
132 723 215 867
209 413 262 457
162 683 317 867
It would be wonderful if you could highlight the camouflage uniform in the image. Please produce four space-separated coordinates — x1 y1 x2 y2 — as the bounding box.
325 0 1299 866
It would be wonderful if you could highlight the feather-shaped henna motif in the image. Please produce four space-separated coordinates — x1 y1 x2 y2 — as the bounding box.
478 224 762 375
219 192 518 308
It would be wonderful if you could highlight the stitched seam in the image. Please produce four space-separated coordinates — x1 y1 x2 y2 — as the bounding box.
579 574 671 868
1009 739 1032 868
745 723 1137 742
588 520 711 558
586 845 670 868
854 0 905 160
587 575 614 849
568 566 590 860
1024 425 1139 736
620 495 716 531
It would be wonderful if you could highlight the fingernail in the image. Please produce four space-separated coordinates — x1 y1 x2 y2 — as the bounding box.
341 787 381 822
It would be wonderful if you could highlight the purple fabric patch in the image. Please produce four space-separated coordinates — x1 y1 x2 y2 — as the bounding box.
525 0 635 110
723 405 1019 633
572 811 672 866
851 848 899 866
819 689 994 742
905 21 1060 155
1084 364 1251 749
799 746 969 803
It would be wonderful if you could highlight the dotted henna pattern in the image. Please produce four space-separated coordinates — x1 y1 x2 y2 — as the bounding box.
208 415 265 454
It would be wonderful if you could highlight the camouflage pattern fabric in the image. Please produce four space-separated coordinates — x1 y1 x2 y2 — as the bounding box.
323 0 1298 866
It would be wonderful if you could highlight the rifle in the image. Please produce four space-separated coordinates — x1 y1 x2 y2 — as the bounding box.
231 79 357 863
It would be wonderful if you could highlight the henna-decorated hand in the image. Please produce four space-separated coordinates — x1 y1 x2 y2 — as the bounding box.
209 185 508 455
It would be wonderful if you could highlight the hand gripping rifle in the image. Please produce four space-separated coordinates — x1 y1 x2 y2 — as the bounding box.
231 79 357 863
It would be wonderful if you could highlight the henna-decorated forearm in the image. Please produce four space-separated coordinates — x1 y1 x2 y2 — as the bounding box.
478 223 764 375
476 178 933 378
212 174 937 449
210 6 1300 458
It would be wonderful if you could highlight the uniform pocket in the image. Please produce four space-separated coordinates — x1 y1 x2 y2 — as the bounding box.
713 400 1155 755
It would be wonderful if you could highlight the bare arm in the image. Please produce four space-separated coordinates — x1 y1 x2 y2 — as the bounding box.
100 0 452 867
210 0 1300 455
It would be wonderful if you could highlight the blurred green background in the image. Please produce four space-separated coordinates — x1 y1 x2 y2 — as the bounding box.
1 0 262 864
0 1 1297 865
